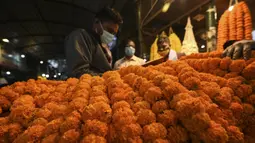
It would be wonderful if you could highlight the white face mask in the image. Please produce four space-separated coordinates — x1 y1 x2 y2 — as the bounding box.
101 30 115 45
98 21 115 45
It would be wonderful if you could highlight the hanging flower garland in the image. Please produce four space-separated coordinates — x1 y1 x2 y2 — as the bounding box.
236 2 244 40
229 5 237 40
217 1 253 51
242 2 253 40
217 11 230 51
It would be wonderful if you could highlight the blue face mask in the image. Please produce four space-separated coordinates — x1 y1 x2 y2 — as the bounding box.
125 46 135 57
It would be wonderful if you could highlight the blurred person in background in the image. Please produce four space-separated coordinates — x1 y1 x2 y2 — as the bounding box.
65 7 123 77
157 35 185 61
0 72 8 87
223 40 255 60
114 40 145 70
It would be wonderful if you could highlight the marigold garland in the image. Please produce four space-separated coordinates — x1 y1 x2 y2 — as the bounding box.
217 1 253 51
0 56 255 142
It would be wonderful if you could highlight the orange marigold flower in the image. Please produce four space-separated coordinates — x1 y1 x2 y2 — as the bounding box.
59 129 80 143
82 102 112 123
137 109 156 126
220 57 232 70
82 119 108 137
199 81 220 98
112 107 136 127
144 86 163 104
152 100 169 115
229 59 246 73
81 134 106 143
235 84 252 98
208 58 221 70
230 102 243 119
246 94 255 105
119 123 142 140
132 101 151 113
243 103 254 115
153 138 169 143
182 77 200 90
214 87 233 108
181 112 211 133
167 125 189 143
143 123 167 141
227 126 244 143
14 125 45 143
112 101 131 112
242 61 255 79
176 98 206 118
201 121 228 143
170 93 192 109
157 110 178 127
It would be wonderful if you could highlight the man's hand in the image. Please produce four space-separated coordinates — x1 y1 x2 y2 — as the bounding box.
222 40 255 60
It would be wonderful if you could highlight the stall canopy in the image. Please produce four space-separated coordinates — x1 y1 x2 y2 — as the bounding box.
0 0 129 60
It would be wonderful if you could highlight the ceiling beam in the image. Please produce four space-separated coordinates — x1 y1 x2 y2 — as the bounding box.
0 19 80 28
141 0 158 26
34 0 53 42
153 0 211 35
43 0 96 14
7 34 65 39
142 5 162 26
143 0 174 26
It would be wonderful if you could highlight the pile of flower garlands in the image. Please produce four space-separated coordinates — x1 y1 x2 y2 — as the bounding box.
179 51 222 60
0 57 255 143
217 1 253 51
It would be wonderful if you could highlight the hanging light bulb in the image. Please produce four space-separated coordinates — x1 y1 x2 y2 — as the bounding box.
6 71 11 75
162 1 171 12
228 5 234 11
2 39 9 43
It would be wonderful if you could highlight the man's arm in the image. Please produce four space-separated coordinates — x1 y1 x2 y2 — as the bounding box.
65 29 102 77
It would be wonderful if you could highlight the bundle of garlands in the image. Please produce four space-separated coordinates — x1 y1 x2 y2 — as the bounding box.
217 1 253 51
0 52 255 143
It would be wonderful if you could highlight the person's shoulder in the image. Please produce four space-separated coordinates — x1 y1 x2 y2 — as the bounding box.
133 56 144 61
114 57 125 69
67 29 89 38
115 57 125 64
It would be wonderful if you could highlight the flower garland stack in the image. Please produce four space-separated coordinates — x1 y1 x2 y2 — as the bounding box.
0 53 255 142
217 1 253 51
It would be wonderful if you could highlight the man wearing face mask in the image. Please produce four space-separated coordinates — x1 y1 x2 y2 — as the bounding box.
65 7 122 77
114 40 145 70
157 35 185 61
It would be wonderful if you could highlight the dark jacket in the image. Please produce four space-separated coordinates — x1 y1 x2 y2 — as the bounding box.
65 29 112 77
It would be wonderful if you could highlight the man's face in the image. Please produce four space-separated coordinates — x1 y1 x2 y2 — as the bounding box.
126 41 135 48
101 21 119 35
158 40 170 50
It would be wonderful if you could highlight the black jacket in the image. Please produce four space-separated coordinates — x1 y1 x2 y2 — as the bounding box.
65 29 112 77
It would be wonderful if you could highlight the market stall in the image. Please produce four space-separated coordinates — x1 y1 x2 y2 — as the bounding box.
0 0 255 143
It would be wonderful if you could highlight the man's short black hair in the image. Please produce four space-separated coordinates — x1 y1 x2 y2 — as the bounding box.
96 7 123 25
126 39 136 47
